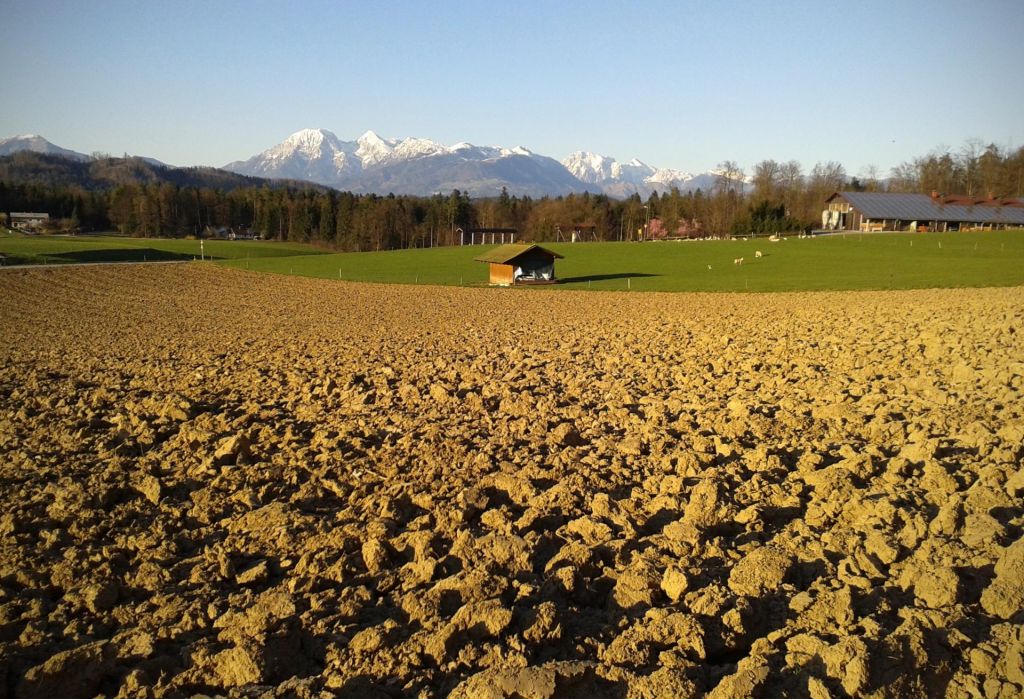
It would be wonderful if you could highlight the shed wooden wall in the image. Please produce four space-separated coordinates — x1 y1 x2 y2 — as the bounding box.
489 263 515 286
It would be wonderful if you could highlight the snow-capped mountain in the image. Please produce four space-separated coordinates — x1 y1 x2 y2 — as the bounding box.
563 150 710 196
0 134 91 161
2 129 746 199
355 130 397 167
223 128 364 184
562 151 619 184
224 129 587 197
224 128 734 198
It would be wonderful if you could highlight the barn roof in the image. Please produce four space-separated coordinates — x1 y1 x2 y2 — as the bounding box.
474 244 564 264
831 191 1024 224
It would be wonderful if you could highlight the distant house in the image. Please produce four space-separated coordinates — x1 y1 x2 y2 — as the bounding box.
647 217 704 240
474 243 563 286
823 192 1024 232
10 212 49 231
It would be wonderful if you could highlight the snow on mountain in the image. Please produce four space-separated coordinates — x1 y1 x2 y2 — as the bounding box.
2 129 749 198
223 128 736 197
500 146 534 158
644 167 689 185
224 128 363 184
613 159 656 187
224 129 590 196
563 151 706 195
355 130 396 167
0 134 91 161
389 137 449 161
563 151 619 184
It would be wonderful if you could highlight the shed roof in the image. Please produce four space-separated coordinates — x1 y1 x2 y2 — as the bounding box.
474 244 564 264
830 191 1024 224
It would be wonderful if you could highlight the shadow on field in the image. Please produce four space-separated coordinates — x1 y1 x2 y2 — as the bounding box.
560 272 659 283
48 248 204 263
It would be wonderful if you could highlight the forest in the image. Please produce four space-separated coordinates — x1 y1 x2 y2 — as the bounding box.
2 140 1022 251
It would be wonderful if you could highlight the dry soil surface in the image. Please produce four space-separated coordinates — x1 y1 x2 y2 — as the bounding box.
0 265 1022 699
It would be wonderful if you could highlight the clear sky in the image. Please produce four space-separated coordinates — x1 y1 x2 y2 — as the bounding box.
2 0 1022 176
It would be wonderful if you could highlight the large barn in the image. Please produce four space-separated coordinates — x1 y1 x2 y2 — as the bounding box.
823 192 1024 232
9 212 50 231
474 244 563 286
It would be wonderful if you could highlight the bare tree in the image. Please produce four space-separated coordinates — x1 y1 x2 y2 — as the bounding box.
810 161 847 192
715 160 745 194
777 160 804 215
752 159 781 201
803 161 846 224
858 165 881 191
958 139 984 195
711 161 745 235
916 149 959 195
977 142 1006 197
888 161 918 192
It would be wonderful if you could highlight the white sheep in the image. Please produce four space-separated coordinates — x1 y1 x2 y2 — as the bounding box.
755 250 763 258
734 257 744 265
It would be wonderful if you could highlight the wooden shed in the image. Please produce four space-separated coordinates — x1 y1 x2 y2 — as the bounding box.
474 244 563 286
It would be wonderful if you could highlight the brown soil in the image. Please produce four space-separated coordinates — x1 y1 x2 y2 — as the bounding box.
0 265 1022 698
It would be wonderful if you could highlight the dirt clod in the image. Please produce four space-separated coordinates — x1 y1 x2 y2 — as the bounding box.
1 264 1021 697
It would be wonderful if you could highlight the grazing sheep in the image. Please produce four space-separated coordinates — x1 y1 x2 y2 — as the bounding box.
734 257 744 265
755 250 763 258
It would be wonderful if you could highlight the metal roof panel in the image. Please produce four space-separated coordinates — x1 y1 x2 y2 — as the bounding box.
839 192 1024 224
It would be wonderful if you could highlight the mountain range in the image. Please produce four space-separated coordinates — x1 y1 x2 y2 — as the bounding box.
223 129 585 198
1 131 742 198
225 128 736 197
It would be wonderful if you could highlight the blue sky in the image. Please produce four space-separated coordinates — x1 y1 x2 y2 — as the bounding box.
2 0 1022 176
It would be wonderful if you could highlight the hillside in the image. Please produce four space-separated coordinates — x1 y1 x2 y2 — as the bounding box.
0 152 326 192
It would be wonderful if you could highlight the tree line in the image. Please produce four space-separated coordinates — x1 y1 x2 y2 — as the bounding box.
2 139 1021 248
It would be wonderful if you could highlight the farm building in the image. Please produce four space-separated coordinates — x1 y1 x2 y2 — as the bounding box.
823 192 1024 232
9 212 50 231
474 243 563 286
460 228 517 245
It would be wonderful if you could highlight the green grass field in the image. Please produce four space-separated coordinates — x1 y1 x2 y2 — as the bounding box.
221 230 1024 292
0 234 324 266
3 230 1022 292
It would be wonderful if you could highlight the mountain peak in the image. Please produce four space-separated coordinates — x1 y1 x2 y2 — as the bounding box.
563 151 623 184
0 134 91 161
356 130 395 166
392 137 448 159
284 128 337 147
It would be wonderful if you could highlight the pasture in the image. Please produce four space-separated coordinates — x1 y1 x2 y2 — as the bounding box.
3 230 1022 293
222 230 1024 292
0 234 324 266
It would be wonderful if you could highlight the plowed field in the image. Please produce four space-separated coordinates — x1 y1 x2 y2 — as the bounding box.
1 265 1022 698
